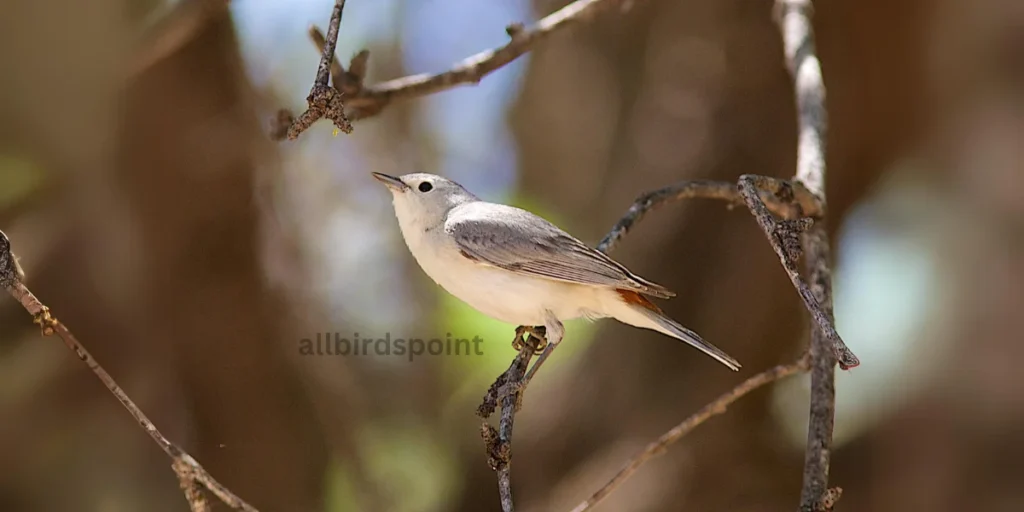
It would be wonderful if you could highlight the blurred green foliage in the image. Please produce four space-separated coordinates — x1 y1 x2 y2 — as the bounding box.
326 420 459 512
0 154 44 208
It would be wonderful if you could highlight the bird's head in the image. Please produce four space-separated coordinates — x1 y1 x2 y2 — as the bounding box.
372 172 477 229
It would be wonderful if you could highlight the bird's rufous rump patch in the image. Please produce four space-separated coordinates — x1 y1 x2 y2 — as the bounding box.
616 289 662 313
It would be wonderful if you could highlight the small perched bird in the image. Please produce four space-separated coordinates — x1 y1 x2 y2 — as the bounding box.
373 172 740 371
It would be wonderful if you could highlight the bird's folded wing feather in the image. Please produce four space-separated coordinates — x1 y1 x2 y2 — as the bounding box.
446 203 674 298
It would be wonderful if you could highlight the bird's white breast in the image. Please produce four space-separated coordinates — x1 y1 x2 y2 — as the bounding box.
394 205 605 325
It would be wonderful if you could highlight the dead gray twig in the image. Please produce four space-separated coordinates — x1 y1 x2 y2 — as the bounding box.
737 175 858 370
0 230 260 512
774 1 848 509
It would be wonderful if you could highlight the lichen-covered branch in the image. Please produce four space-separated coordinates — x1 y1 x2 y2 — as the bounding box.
273 0 353 140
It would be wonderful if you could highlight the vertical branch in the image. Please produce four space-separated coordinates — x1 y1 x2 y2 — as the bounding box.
775 1 843 510
478 332 542 512
799 225 839 511
274 0 353 140
313 0 346 90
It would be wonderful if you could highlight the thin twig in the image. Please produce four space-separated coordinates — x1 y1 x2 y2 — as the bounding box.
523 343 555 384
774 1 847 509
570 357 810 512
736 175 857 369
308 27 370 97
597 178 823 254
0 230 260 512
345 0 630 118
276 0 642 135
274 0 352 140
308 26 345 91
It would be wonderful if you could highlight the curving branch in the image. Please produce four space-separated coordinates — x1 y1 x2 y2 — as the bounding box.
0 230 259 512
273 0 644 138
598 177 824 254
570 357 811 512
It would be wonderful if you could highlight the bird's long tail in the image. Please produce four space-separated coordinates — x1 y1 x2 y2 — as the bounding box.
613 289 741 371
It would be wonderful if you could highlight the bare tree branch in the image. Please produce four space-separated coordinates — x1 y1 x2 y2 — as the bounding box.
274 0 643 137
737 175 858 369
570 357 811 512
0 230 260 512
343 0 632 119
273 0 353 140
598 178 824 254
774 1 848 509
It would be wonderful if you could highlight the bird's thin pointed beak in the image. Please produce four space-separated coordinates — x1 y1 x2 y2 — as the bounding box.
372 172 409 192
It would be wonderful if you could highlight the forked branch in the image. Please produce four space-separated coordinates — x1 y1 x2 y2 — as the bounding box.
273 0 353 140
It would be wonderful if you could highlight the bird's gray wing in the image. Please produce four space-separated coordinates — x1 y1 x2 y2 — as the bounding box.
446 202 674 298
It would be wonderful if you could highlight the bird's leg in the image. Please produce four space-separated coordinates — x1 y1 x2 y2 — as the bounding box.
512 313 564 353
511 326 528 351
524 325 547 352
542 312 564 348
512 325 547 352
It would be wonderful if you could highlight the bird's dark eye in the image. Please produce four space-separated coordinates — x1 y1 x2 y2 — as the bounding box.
418 182 433 192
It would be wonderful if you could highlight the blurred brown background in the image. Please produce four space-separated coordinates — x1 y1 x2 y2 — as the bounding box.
1 0 1022 511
